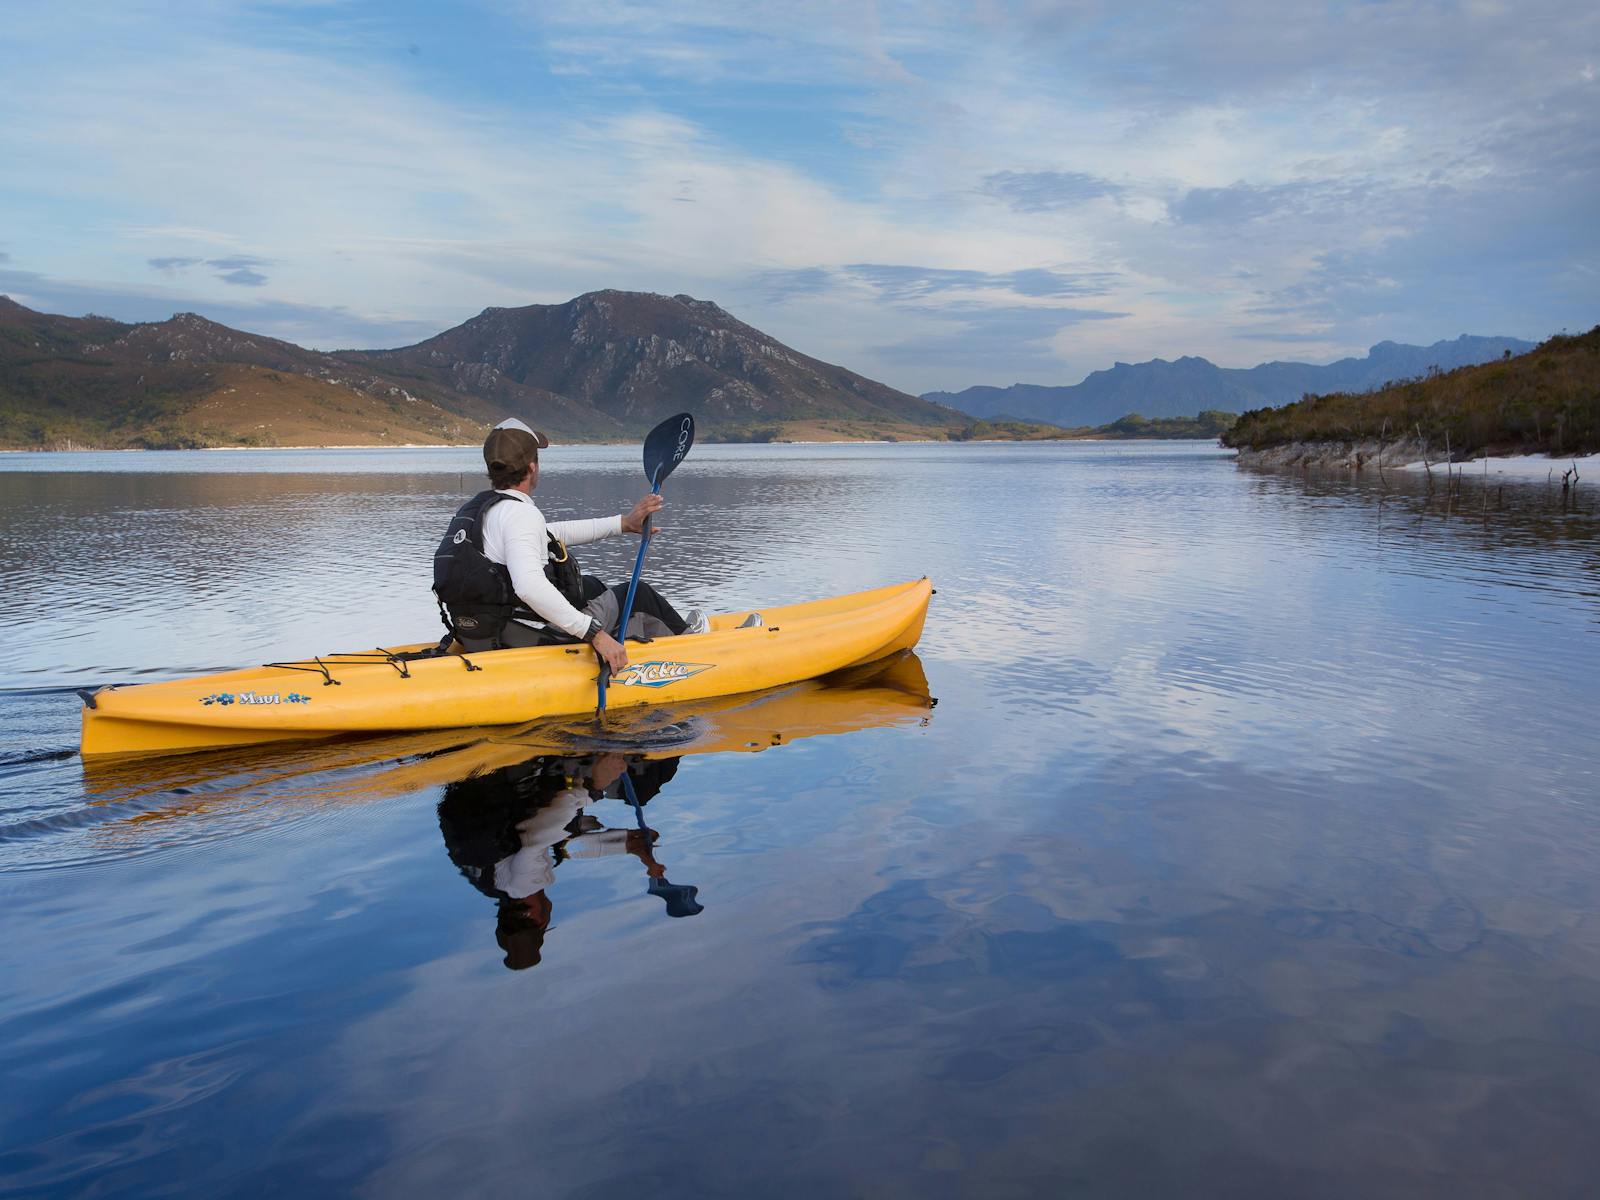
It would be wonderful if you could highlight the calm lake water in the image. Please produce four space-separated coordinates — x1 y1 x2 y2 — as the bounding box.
2 442 1597 1198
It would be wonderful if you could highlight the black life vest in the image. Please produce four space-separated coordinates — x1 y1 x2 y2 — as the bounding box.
433 490 586 643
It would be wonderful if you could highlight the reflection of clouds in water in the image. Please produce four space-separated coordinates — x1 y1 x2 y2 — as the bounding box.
346 739 1600 1196
6 442 1600 1194
995 744 1600 970
771 768 1597 1187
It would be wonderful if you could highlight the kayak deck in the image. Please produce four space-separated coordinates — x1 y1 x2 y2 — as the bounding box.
81 578 932 758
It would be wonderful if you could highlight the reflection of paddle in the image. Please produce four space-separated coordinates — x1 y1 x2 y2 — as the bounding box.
598 412 697 718
620 768 703 918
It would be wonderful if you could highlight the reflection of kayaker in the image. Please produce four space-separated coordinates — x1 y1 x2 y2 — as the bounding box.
437 752 698 972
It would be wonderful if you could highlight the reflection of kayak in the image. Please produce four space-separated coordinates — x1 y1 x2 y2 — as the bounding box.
80 651 934 817
80 579 932 758
359 650 934 796
79 722 502 807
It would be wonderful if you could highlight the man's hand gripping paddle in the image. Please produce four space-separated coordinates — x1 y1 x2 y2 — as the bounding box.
597 412 695 718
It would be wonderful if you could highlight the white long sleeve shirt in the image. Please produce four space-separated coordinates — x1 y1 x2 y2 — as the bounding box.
491 786 632 899
480 490 624 638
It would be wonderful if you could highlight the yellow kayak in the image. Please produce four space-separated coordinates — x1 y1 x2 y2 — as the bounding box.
81 651 934 822
80 578 933 758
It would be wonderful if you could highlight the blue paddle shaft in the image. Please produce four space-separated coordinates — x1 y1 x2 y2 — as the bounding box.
616 476 662 639
621 768 648 830
597 413 692 720
598 471 661 716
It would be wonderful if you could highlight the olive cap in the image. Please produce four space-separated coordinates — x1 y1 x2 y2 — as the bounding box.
483 417 549 474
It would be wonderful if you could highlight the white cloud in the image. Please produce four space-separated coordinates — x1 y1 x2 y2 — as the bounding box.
1 1 1594 392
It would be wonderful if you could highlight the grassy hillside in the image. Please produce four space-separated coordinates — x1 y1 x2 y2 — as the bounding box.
1222 327 1600 457
950 418 1074 441
0 308 192 447
177 365 485 446
0 359 485 449
948 411 1238 441
0 300 495 449
1077 411 1238 440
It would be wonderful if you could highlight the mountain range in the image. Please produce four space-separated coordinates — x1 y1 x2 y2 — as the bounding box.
1 290 1548 450
0 291 960 450
924 335 1538 427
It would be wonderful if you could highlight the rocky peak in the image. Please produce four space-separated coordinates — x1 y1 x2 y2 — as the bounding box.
351 289 956 432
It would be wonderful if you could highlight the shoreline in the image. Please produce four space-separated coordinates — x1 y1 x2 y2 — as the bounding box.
1394 452 1595 480
0 439 951 453
0 443 477 453
0 433 1228 454
1233 440 1598 479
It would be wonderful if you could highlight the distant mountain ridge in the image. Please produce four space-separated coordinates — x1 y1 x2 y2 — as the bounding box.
0 291 961 449
925 335 1539 427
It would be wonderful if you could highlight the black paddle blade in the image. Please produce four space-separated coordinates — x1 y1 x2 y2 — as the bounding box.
643 412 695 487
648 876 704 918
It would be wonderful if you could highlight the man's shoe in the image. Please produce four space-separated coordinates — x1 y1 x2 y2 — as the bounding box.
737 612 764 628
683 608 711 635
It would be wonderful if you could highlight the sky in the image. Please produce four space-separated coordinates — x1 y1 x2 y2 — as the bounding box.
2 0 1597 394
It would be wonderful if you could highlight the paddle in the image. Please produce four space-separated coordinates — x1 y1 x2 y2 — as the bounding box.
597 412 696 717
621 769 703 918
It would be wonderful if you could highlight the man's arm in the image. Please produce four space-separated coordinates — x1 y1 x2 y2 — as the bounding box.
496 504 598 639
548 494 663 544
563 829 632 860
547 515 622 547
495 503 630 672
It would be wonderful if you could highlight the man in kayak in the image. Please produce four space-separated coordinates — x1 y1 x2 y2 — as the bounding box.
435 417 708 673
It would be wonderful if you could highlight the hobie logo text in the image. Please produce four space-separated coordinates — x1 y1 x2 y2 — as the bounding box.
612 661 711 689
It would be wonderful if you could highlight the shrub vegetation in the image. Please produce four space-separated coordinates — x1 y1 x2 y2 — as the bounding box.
1222 327 1600 457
